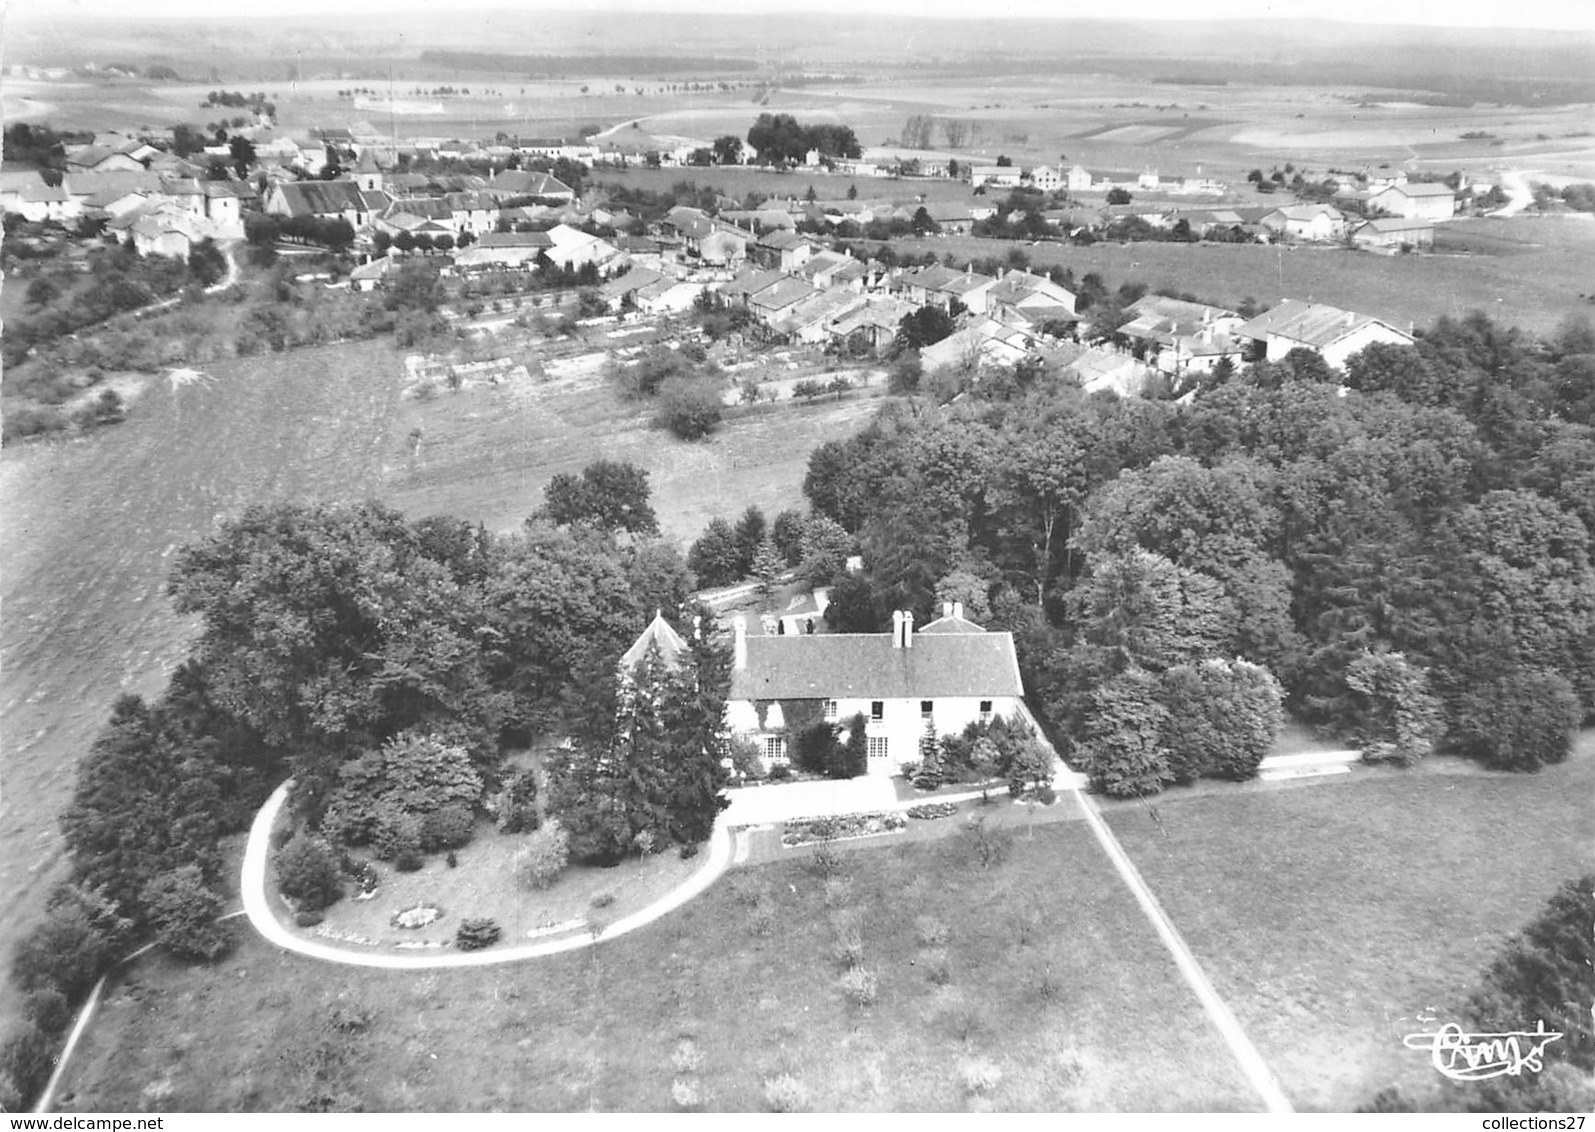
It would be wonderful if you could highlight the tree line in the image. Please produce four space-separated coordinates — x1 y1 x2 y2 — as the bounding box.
0 471 729 1109
798 310 1595 793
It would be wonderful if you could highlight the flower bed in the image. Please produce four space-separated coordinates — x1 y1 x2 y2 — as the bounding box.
906 802 959 821
781 810 908 848
391 903 443 930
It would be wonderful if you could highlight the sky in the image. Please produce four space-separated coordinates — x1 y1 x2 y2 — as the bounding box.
13 0 1595 31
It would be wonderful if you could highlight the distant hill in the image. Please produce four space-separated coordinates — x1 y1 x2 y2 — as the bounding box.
5 9 1594 104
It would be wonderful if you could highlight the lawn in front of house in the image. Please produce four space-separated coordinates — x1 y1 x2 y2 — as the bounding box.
1103 737 1595 1112
57 818 1259 1112
281 817 707 951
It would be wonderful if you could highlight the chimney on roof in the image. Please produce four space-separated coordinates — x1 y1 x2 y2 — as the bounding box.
733 614 747 670
891 609 904 649
953 601 964 620
943 601 954 620
903 609 914 647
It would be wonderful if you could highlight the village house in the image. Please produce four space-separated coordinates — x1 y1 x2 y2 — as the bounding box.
970 165 1023 191
753 229 813 272
1236 298 1415 369
1066 164 1094 193
771 289 868 346
157 178 252 239
634 275 706 316
920 317 1034 375
0 171 80 224
485 168 576 203
714 268 788 313
797 249 867 292
725 604 1027 776
264 179 388 230
747 275 820 328
1260 203 1348 243
1062 345 1159 397
826 296 919 356
939 267 1001 315
543 223 620 272
923 201 977 235
451 229 552 270
985 268 1078 325
1026 165 1063 193
1116 295 1247 379
64 144 146 175
1367 181 1456 222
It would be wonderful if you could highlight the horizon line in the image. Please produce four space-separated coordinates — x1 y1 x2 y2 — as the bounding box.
9 2 1595 34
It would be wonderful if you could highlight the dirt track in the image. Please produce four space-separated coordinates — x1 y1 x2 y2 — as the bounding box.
0 339 404 1031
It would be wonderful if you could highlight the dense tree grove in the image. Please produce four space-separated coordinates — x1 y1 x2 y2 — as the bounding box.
745 113 862 165
3 466 729 1107
800 311 1595 788
546 633 730 864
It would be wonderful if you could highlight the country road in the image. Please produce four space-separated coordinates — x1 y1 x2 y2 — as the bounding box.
1490 169 1537 217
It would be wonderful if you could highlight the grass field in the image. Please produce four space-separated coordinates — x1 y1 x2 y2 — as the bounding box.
589 164 980 206
867 217 1595 337
386 352 891 541
0 338 405 1038
55 819 1261 1113
1103 739 1595 1111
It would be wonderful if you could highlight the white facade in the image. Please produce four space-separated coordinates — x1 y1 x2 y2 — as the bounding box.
1368 184 1455 222
1263 320 1415 370
725 608 1028 777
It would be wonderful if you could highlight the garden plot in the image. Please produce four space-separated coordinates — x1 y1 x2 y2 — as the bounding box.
283 819 705 951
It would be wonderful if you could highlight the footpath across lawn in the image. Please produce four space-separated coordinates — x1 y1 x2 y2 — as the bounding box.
57 819 1260 1112
1103 740 1595 1112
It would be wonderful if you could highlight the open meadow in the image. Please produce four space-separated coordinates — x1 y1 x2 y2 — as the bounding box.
0 338 406 1035
385 349 891 541
54 818 1262 1113
1103 739 1595 1111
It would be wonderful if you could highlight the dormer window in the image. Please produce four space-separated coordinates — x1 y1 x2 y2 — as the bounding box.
870 700 884 722
920 700 934 718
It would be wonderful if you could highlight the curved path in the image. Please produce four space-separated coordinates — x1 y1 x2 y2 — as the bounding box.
240 781 734 969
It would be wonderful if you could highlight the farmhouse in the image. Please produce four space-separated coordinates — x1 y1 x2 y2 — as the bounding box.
1351 216 1435 252
452 229 552 269
1367 181 1455 221
971 165 1023 190
726 604 1026 775
1237 299 1415 369
264 179 387 229
486 169 576 203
